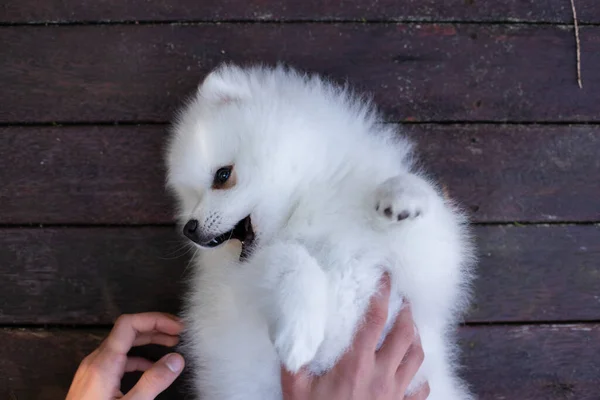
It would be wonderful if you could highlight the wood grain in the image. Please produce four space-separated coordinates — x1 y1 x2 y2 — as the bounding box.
470 224 600 323
0 126 171 225
1 0 598 23
0 227 185 325
1 24 599 123
405 124 600 223
2 124 598 224
0 328 183 400
2 324 599 399
459 324 600 399
0 225 598 324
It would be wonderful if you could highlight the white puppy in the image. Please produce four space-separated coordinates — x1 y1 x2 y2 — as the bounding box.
166 64 475 399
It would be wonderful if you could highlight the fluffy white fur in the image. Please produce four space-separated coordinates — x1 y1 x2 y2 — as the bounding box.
166 64 475 399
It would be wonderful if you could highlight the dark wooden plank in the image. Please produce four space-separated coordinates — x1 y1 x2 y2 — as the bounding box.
1 24 599 123
0 126 172 225
0 227 185 325
459 324 600 399
0 225 598 324
1 0 598 23
0 328 183 400
2 125 599 224
2 325 599 399
407 124 600 223
470 224 600 323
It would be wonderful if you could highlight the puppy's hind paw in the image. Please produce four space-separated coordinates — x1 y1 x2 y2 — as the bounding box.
374 174 433 223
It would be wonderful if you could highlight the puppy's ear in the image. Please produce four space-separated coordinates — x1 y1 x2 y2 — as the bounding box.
198 65 248 106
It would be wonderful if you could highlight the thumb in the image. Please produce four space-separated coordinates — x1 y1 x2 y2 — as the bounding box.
125 353 185 400
281 366 311 399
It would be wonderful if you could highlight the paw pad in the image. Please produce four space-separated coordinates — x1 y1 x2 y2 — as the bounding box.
374 175 431 224
397 210 410 221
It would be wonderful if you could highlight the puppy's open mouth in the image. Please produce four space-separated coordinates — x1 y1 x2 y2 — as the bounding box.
203 215 255 260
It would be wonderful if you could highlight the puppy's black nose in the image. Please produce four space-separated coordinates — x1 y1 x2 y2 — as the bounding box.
183 219 200 243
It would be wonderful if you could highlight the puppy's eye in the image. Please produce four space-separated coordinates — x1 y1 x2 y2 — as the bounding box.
215 167 231 183
213 166 234 189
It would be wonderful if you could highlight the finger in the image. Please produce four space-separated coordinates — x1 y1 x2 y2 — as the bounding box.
351 274 391 354
281 366 312 399
162 313 182 323
132 332 180 348
79 348 101 368
404 382 430 400
125 353 185 400
396 339 425 394
376 302 415 370
105 313 184 355
124 356 154 373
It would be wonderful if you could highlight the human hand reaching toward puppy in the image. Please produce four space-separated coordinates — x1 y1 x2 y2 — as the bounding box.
66 312 185 400
281 275 429 400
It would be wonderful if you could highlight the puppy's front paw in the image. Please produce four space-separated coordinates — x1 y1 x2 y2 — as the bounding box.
374 174 433 223
273 315 325 373
255 243 328 373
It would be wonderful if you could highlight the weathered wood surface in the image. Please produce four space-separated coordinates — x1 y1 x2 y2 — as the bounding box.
1 225 598 324
0 328 183 400
2 324 599 399
470 224 600 323
0 227 185 325
0 126 170 225
2 25 599 124
459 324 600 400
407 124 600 223
1 0 598 24
2 125 599 225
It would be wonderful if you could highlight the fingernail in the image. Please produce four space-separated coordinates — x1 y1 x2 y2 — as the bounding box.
166 354 184 373
380 273 391 288
376 274 391 298
167 314 183 323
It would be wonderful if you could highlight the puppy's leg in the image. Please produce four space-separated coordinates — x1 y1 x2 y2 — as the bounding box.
247 242 328 373
374 173 437 223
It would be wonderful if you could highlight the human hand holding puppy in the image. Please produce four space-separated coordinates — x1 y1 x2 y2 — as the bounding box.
66 277 427 399
282 275 429 400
